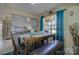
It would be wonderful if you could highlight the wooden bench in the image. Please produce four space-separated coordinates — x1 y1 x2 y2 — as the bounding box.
29 40 63 55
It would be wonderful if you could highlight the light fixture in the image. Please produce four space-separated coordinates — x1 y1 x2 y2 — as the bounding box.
48 10 53 15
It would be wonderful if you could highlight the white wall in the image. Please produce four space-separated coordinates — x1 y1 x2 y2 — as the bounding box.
53 4 79 54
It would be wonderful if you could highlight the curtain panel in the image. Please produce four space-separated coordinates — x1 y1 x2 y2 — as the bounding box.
40 16 44 31
56 10 64 42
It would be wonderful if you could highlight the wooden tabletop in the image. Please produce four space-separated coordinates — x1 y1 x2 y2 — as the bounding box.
18 33 54 38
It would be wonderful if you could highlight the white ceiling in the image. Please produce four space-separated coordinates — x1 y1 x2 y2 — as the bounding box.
4 3 62 16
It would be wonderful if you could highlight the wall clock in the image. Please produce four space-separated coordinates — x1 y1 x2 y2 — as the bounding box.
70 11 74 16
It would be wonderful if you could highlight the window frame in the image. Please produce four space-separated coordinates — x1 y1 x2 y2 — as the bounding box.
44 14 56 34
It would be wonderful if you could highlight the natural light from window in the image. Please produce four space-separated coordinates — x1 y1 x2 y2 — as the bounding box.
44 14 56 34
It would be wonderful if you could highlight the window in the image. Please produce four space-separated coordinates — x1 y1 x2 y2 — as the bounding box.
44 14 56 34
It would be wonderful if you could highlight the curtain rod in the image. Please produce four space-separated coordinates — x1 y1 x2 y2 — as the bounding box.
54 8 67 14
44 8 67 17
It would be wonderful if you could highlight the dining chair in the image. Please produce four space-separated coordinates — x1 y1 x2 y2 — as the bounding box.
24 37 42 54
10 31 25 55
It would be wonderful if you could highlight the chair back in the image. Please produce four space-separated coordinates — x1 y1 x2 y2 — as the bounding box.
24 37 42 54
10 30 19 51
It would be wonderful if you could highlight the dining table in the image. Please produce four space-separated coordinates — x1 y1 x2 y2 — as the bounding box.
18 33 54 43
18 33 55 54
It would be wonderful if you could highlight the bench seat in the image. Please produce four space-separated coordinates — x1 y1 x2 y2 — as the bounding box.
29 40 63 55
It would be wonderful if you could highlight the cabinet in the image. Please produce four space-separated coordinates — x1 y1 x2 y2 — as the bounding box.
2 20 11 40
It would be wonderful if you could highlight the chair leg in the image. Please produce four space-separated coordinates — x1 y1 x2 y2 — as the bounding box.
13 50 19 55
13 50 17 55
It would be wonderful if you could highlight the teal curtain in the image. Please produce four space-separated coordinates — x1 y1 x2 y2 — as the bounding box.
56 10 64 43
40 16 44 31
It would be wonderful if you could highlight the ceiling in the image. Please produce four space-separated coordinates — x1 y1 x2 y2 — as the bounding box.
4 3 62 16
